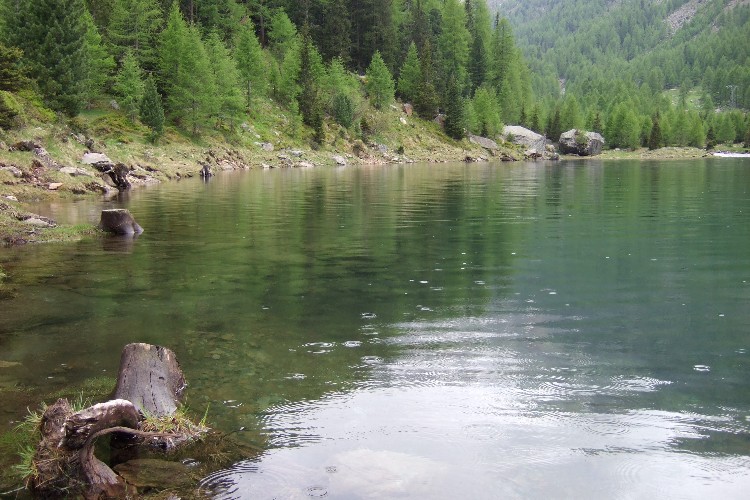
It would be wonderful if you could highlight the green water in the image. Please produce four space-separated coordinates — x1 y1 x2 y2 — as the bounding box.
1 159 749 498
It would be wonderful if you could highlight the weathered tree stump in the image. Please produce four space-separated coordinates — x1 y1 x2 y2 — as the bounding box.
29 344 205 499
99 208 143 236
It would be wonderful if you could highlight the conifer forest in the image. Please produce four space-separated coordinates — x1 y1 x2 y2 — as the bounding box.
0 0 749 148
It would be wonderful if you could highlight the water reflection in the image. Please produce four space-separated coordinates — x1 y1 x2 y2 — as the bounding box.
2 159 750 497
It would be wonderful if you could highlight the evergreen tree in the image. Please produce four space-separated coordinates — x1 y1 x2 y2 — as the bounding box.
268 9 298 62
471 86 501 137
139 74 164 141
234 20 266 107
365 50 395 110
81 9 115 107
560 95 583 131
319 0 351 64
415 39 439 118
114 51 144 122
158 2 189 98
444 75 466 140
592 111 603 134
438 0 470 93
397 42 421 103
547 107 562 141
467 0 492 92
8 0 88 116
297 27 321 129
648 112 662 150
529 104 541 133
107 0 163 69
205 31 244 129
0 43 24 92
168 25 216 134
706 125 716 150
744 122 750 149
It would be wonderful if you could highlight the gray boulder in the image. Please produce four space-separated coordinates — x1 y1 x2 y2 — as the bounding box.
502 125 547 152
469 135 499 152
559 129 605 156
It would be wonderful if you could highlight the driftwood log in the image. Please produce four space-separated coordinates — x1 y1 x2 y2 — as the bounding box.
30 343 204 499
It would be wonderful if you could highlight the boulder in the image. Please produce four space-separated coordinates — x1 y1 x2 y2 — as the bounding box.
260 142 274 152
60 166 91 177
403 103 413 116
99 209 143 235
332 155 347 166
82 152 113 167
469 135 499 151
502 126 547 152
558 129 605 156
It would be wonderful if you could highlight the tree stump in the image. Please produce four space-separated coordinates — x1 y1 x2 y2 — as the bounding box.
29 344 205 499
99 209 143 236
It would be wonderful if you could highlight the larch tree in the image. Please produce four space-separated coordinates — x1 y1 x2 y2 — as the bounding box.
205 31 244 130
114 51 144 122
443 75 466 140
165 23 216 134
397 42 421 104
438 0 470 94
107 0 163 70
81 9 115 107
365 50 395 110
234 20 266 107
158 2 189 99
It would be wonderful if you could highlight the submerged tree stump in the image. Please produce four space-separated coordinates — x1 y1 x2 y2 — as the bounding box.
99 208 143 235
30 344 205 499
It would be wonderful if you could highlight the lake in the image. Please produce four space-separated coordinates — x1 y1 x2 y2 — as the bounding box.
1 158 749 498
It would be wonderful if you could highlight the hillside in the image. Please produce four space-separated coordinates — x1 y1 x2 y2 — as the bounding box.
492 0 750 110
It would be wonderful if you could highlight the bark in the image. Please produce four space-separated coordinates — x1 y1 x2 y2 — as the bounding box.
113 343 186 417
29 344 197 499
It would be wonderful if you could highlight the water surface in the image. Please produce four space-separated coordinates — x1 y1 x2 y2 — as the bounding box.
1 159 749 498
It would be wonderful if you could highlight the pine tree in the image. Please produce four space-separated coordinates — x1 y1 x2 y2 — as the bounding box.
444 75 466 140
297 26 322 129
397 42 421 104
234 20 266 107
648 112 662 150
319 0 351 64
139 74 164 141
81 9 115 107
365 51 395 110
0 43 24 92
415 39 439 118
8 0 88 116
592 112 603 134
114 51 144 122
467 0 492 92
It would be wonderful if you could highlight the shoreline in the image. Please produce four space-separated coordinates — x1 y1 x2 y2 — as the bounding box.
1 126 746 247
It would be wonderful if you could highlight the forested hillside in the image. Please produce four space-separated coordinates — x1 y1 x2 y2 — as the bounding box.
0 0 748 152
491 0 750 147
0 0 535 149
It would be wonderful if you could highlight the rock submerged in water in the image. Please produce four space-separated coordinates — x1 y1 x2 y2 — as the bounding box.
99 209 143 236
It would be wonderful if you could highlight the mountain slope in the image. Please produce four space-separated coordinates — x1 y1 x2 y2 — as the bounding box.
490 0 750 109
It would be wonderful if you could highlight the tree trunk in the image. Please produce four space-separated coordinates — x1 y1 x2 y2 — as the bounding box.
30 344 199 499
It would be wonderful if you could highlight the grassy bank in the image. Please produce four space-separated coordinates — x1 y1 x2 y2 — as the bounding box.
1 93 502 245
